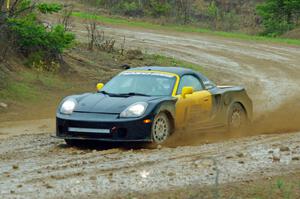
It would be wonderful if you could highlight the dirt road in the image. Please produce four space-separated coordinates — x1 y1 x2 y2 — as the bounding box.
1 22 300 198
1 122 300 198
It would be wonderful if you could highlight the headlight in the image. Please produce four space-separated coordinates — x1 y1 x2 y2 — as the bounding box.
60 98 77 115
120 102 148 118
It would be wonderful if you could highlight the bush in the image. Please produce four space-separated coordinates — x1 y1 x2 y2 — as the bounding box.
261 20 294 37
149 0 171 17
120 1 143 16
3 0 75 67
8 17 74 55
257 0 300 36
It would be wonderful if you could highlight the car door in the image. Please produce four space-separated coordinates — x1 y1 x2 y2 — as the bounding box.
175 74 212 129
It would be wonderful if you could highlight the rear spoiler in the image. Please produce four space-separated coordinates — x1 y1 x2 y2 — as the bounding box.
121 64 131 70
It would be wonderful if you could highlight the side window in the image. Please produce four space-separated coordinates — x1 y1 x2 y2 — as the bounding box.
177 75 203 94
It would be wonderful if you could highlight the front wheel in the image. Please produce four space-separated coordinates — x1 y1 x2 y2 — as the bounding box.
227 103 248 133
151 112 172 145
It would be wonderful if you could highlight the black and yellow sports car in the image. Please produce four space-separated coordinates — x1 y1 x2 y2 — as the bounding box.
56 66 252 146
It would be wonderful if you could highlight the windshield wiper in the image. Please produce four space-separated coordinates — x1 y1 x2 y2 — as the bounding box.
118 92 150 97
98 90 111 95
98 90 120 97
99 91 150 97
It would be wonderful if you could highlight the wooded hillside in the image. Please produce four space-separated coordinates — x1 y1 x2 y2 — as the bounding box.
82 0 300 36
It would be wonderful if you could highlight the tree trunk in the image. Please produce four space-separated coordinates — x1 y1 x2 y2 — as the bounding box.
0 0 6 24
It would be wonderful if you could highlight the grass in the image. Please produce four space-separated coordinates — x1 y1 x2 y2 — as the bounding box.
143 176 300 199
21 71 70 89
0 71 72 103
73 11 300 46
0 81 40 102
250 179 297 199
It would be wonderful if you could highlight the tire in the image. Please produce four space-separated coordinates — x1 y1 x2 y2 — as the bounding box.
151 112 172 144
227 103 247 133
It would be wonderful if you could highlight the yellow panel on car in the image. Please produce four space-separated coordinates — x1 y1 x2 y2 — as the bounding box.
175 90 212 128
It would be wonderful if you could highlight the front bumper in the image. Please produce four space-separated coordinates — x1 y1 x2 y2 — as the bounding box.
56 112 153 142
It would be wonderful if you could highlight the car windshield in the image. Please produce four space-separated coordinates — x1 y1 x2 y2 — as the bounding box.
101 72 176 96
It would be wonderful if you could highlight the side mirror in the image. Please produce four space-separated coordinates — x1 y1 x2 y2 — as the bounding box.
181 87 193 98
96 83 104 91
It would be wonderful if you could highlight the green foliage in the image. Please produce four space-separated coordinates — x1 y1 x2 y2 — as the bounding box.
46 25 75 53
3 0 75 69
207 1 219 29
119 1 142 16
37 3 62 14
257 0 300 36
207 1 218 18
277 179 285 189
149 0 171 17
7 18 74 54
8 16 47 50
18 0 32 11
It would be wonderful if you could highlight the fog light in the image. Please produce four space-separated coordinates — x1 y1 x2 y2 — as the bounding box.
143 119 152 124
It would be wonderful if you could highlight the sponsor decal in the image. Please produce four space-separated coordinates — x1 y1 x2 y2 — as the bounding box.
121 71 174 78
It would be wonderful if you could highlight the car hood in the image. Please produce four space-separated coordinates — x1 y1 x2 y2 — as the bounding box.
73 93 162 114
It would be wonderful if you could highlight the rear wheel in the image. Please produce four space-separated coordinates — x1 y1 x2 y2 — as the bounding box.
228 103 247 133
151 112 172 145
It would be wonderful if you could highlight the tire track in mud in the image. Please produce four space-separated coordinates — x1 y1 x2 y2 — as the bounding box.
1 132 300 198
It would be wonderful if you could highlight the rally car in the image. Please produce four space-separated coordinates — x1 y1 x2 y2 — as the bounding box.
56 66 252 146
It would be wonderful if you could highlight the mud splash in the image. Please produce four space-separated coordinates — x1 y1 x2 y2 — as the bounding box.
163 95 300 147
253 96 300 134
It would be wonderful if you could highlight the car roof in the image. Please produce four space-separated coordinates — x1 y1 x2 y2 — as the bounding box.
127 66 198 77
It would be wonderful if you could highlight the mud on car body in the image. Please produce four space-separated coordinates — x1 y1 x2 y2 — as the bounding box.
56 66 252 146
